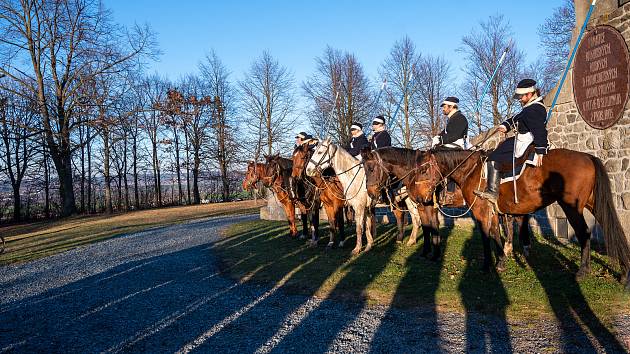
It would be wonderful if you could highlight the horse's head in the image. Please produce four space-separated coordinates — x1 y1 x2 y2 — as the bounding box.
291 144 310 179
409 152 442 204
243 160 263 191
361 148 390 201
306 137 335 177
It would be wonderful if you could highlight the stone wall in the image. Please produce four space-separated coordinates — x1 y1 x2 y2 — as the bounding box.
544 0 630 241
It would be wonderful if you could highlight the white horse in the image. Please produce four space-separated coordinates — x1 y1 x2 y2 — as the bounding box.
306 137 376 255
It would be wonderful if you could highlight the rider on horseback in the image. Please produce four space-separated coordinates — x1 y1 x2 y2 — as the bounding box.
345 122 369 159
369 115 391 149
432 96 469 150
432 96 470 203
475 78 548 204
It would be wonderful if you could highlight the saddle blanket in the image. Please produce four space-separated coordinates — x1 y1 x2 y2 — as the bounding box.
496 149 537 185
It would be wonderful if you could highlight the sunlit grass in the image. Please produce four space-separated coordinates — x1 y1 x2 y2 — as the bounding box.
216 219 630 323
0 200 265 265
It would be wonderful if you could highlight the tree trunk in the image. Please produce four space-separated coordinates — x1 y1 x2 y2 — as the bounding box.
192 149 201 204
50 151 77 217
123 132 130 211
152 142 162 207
12 184 20 222
173 125 183 204
132 132 140 210
87 125 93 214
80 126 86 213
185 133 191 204
102 129 113 214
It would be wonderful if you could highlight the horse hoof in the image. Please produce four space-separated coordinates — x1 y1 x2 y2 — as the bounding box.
576 267 591 281
396 240 403 245
339 240 345 248
299 234 306 240
351 248 361 255
309 241 317 248
326 241 334 248
503 243 513 257
406 240 416 246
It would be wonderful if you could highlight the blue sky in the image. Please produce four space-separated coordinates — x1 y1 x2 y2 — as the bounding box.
107 1 565 84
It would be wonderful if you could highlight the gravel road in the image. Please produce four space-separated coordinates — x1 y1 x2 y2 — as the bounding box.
0 214 628 353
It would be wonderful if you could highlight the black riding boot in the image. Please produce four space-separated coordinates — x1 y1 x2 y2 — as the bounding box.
475 161 499 204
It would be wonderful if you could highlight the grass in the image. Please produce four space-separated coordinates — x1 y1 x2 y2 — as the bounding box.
215 219 630 324
0 200 265 265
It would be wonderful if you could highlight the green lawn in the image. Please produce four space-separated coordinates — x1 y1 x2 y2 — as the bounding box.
215 219 630 324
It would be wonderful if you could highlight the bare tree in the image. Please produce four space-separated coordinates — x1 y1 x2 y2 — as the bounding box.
460 15 524 130
239 51 296 159
379 36 422 148
0 91 38 221
0 0 155 216
200 51 239 202
414 55 452 146
538 0 575 93
303 46 372 145
179 76 213 204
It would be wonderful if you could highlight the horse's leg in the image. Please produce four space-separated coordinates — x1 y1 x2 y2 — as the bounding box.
364 206 375 252
405 199 420 246
429 207 441 261
323 202 337 248
502 215 514 257
282 199 299 238
337 204 346 248
491 214 507 272
352 205 365 255
393 206 405 244
519 215 532 257
299 205 309 240
560 202 592 280
310 205 320 247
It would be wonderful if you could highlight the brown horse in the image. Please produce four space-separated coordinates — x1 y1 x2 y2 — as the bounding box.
361 147 445 260
265 154 322 244
242 160 301 238
292 144 346 248
418 148 630 289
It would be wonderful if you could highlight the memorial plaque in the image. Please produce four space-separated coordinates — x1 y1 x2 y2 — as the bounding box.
573 25 630 129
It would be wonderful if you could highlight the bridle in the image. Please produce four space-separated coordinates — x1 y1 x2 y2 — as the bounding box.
308 141 337 174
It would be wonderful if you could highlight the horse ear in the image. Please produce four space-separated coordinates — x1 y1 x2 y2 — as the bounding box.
360 147 372 160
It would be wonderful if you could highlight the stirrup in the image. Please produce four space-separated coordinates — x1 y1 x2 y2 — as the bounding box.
474 190 498 203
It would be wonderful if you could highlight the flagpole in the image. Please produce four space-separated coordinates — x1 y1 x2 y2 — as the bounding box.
546 0 598 123
474 40 512 134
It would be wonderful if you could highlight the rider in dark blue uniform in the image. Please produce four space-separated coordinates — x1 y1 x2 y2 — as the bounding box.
345 122 369 158
432 96 469 150
370 115 391 150
475 79 548 203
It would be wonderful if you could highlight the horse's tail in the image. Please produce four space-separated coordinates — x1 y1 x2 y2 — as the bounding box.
590 155 630 273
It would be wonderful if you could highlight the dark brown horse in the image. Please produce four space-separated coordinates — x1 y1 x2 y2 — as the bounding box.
265 154 322 244
419 148 630 289
242 160 302 238
292 144 346 248
361 147 446 260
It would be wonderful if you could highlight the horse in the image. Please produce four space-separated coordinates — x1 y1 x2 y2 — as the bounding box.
291 144 347 248
306 138 376 255
265 154 322 245
242 160 302 238
418 148 630 289
361 147 445 260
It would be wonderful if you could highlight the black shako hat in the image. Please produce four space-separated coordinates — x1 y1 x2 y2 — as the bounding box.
372 115 385 125
513 79 537 99
350 122 363 131
440 96 459 107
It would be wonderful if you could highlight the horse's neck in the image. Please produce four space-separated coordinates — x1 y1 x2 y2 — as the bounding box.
332 148 363 192
440 154 481 190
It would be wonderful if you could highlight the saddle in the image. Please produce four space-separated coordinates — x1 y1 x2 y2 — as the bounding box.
495 144 537 184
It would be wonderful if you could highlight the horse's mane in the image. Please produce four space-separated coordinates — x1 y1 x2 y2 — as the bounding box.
432 149 483 172
375 147 425 167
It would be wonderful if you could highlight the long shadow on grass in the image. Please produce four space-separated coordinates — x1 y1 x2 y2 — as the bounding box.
367 222 454 353
459 223 513 353
264 222 401 353
523 225 627 353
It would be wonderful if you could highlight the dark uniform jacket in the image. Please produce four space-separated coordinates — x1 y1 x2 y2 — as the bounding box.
371 130 391 150
346 133 369 157
489 96 548 163
437 110 468 147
